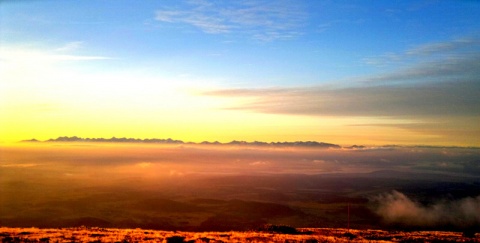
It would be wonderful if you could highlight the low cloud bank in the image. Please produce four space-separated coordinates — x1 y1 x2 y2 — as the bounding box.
374 191 480 229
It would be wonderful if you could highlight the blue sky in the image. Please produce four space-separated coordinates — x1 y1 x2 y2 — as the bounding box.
1 0 479 145
3 0 478 86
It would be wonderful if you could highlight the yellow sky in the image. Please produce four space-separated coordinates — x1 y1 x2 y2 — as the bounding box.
0 45 478 147
2 1 480 147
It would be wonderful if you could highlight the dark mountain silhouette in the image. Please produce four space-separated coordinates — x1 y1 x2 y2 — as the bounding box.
22 136 342 148
20 138 40 142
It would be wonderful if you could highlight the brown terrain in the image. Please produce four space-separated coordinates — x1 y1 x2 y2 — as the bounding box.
0 226 479 243
1 144 479 242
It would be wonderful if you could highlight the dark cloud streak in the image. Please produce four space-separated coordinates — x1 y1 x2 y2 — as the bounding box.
204 79 480 118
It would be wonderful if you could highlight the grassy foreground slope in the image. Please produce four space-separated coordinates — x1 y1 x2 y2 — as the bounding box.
0 227 478 243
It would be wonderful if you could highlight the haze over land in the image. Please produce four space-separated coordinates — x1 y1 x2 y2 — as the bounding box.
1 142 479 231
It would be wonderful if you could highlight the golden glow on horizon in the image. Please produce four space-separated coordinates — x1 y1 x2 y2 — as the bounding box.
1 45 478 147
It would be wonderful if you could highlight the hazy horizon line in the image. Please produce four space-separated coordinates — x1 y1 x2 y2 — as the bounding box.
18 136 480 149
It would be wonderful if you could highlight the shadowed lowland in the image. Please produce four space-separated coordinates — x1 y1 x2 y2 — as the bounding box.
1 141 479 235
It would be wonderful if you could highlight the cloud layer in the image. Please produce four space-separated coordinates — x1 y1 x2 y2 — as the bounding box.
374 191 480 229
204 79 480 118
155 0 306 41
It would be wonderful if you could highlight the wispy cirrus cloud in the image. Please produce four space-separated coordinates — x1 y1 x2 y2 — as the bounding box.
154 0 307 41
362 53 480 84
54 41 84 52
405 37 480 56
0 43 111 63
201 36 480 142
363 36 480 67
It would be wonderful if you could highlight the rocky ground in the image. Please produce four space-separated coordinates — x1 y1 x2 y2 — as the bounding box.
0 227 478 243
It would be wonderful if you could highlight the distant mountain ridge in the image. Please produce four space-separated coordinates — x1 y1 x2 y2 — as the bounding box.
21 136 342 148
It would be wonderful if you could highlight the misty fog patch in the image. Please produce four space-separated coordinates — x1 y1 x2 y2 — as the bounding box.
373 190 480 230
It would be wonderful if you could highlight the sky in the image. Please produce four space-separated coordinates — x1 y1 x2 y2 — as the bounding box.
0 0 479 146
